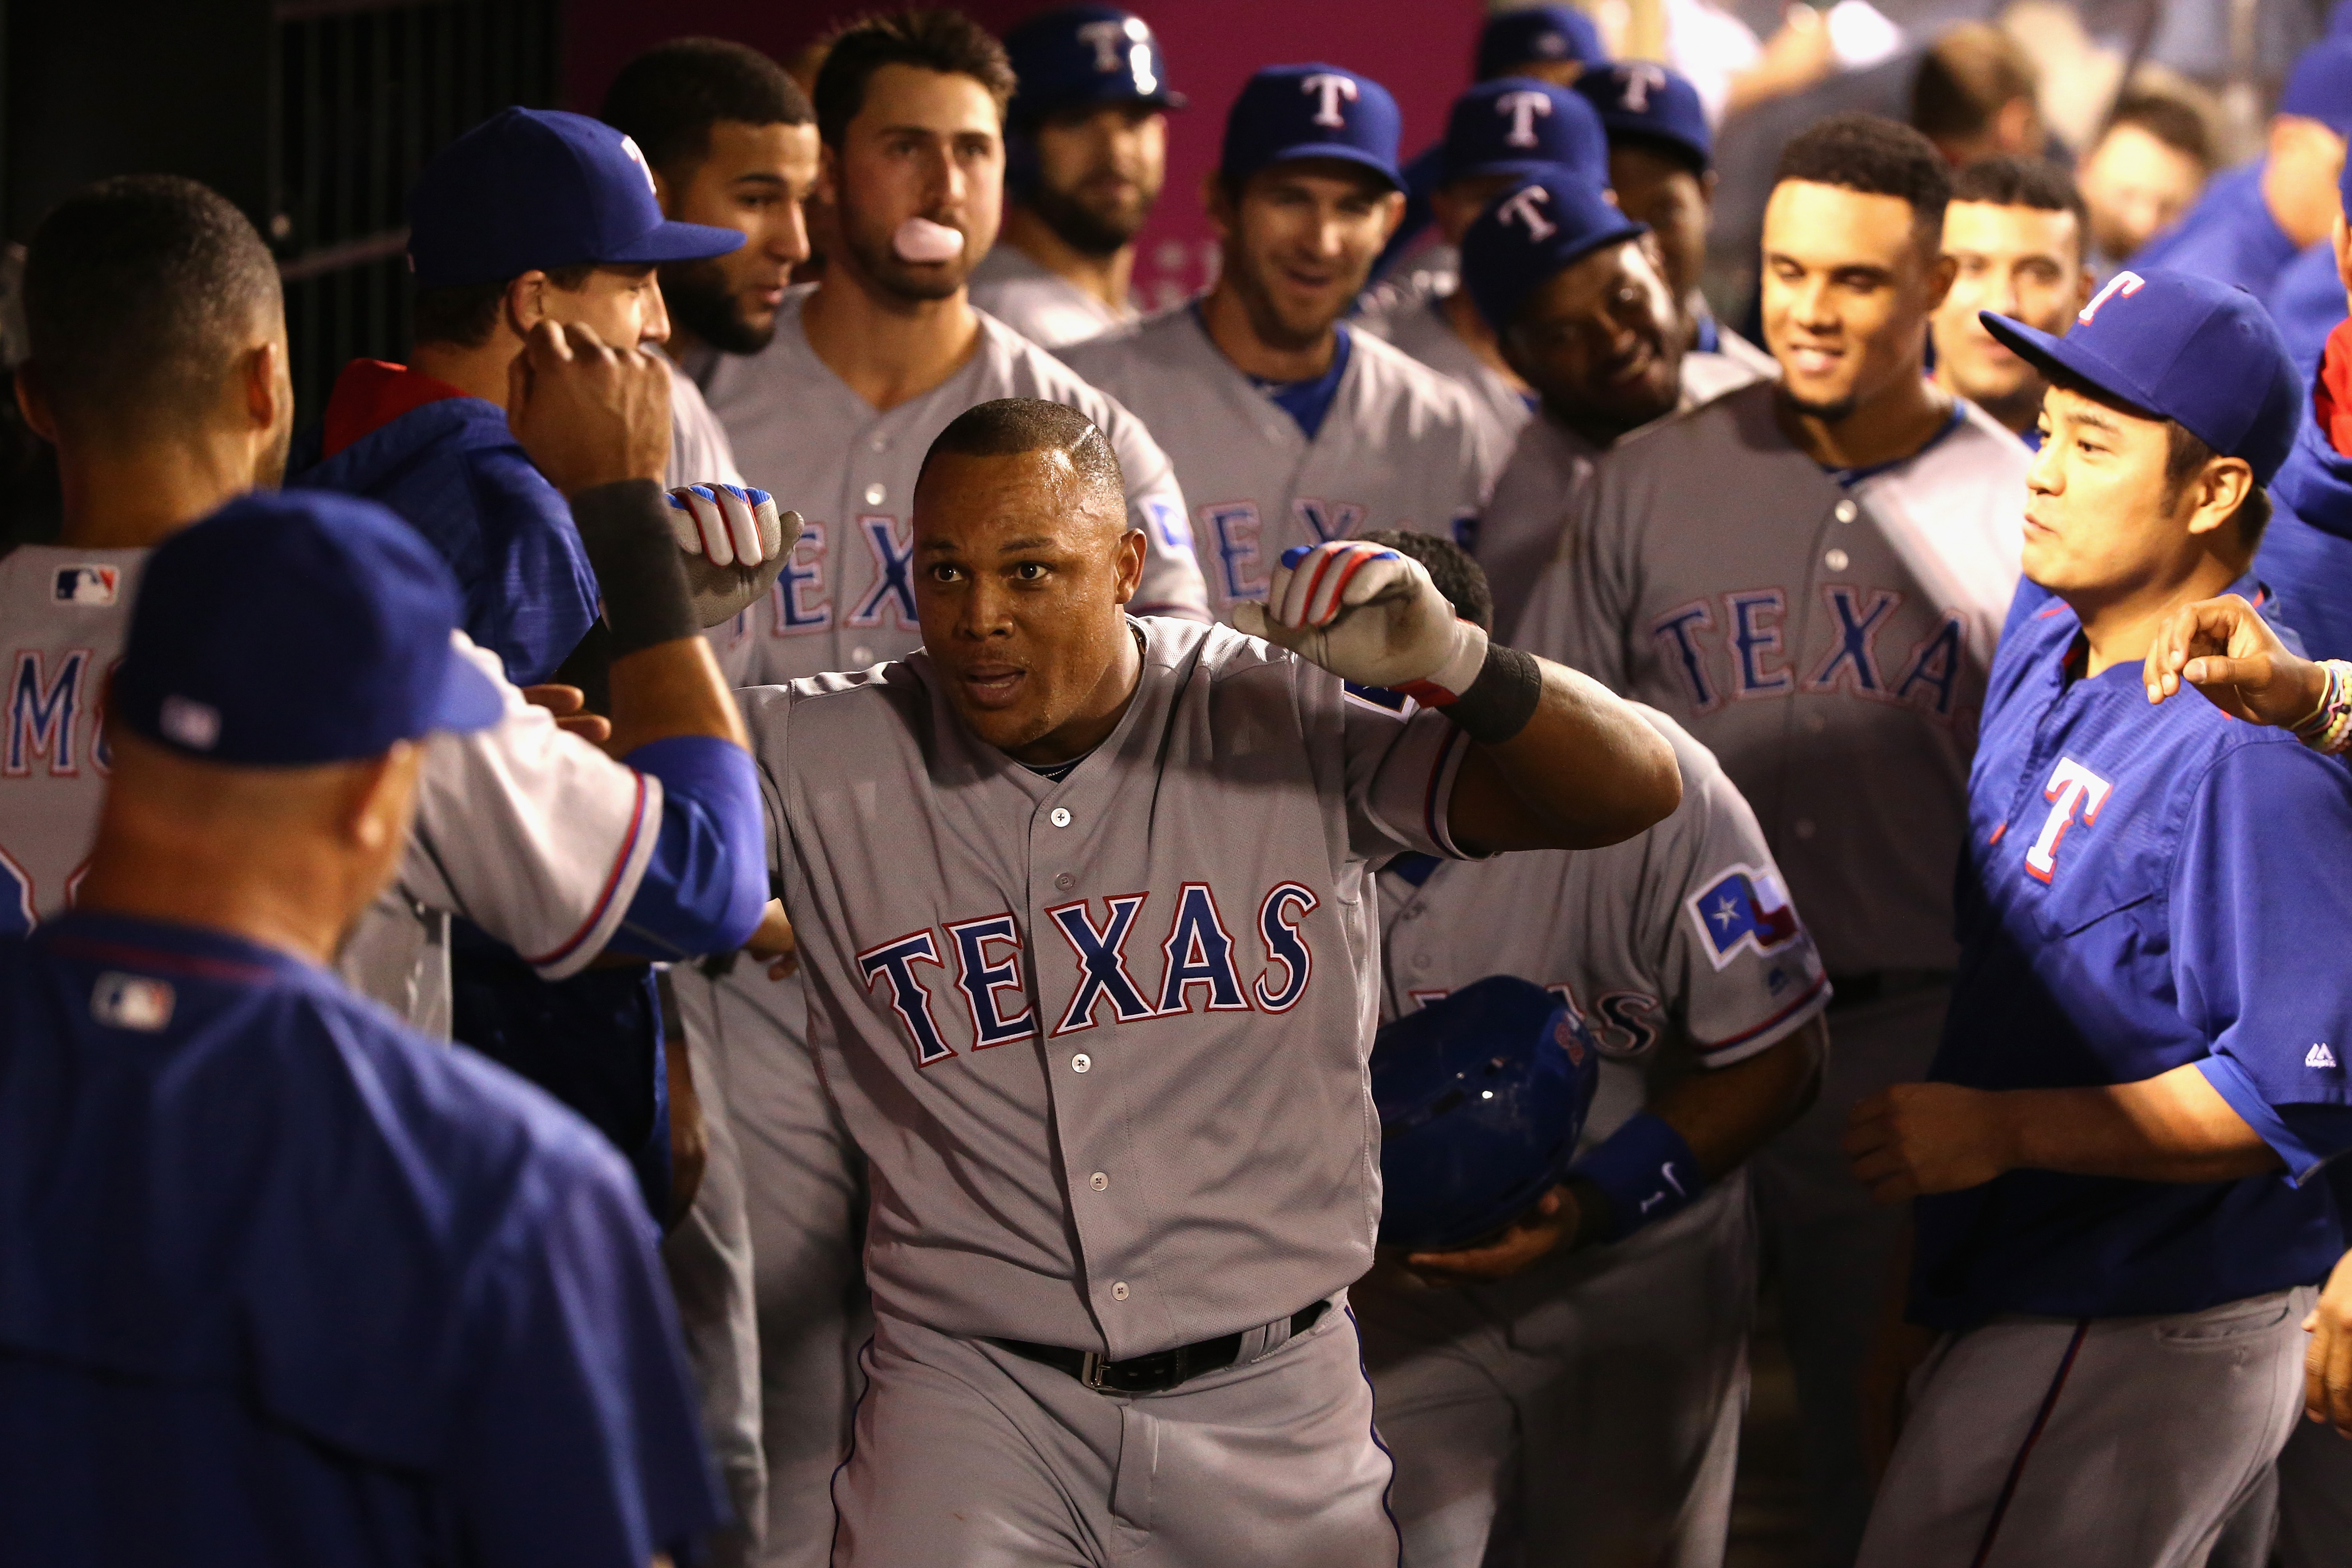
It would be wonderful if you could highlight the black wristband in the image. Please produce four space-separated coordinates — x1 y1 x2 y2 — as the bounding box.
1443 642 1543 746
570 478 698 658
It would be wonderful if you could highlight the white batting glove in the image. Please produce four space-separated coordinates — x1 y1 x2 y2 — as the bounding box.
1232 541 1489 702
666 482 789 567
665 482 804 628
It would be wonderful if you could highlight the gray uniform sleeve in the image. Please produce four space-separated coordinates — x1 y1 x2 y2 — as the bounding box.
1328 678 1480 865
1514 463 1629 691
1095 388 1212 622
1637 715 1830 1066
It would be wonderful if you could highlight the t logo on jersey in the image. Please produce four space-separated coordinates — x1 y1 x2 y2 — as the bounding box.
1494 184 1558 243
1686 864 1802 970
2024 756 2113 883
2078 270 2144 325
1302 73 1358 128
1495 89 1552 147
53 565 118 605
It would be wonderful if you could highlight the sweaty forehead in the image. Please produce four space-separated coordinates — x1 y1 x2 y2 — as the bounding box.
913 447 1122 543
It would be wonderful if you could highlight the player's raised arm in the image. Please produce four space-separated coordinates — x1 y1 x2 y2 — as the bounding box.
1236 539 1680 850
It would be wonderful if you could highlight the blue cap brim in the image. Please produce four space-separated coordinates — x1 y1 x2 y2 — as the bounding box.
431 651 508 736
1233 143 1404 191
1979 311 2160 419
603 218 747 266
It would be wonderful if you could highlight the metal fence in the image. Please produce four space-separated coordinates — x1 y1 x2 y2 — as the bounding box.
273 0 561 417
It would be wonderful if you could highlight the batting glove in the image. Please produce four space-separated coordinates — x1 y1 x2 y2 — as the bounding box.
1233 541 1489 704
665 483 803 628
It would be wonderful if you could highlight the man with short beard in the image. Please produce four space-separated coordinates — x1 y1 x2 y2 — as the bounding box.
1066 63 1503 620
698 9 1208 691
1455 167 1768 638
1514 113 2027 1568
967 5 1180 349
1928 156 2092 445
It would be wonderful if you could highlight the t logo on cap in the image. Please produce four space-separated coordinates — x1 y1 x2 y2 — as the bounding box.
1618 63 1669 112
618 134 657 197
1303 72 1359 128
1078 19 1127 72
1495 184 1560 243
1496 90 1554 148
2079 270 2146 326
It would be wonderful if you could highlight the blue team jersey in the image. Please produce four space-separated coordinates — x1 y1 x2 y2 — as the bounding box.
294 394 600 687
1911 577 2352 1331
2266 411 2352 665
0 912 724 1566
2267 238 2346 378
2131 162 2301 301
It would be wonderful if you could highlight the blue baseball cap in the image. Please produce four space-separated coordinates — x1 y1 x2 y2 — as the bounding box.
1476 4 1607 81
1576 61 1712 173
1442 78 1607 185
114 491 504 767
1461 168 1649 331
1981 270 2301 485
407 108 744 289
2282 38 2352 136
1004 6 1183 125
1221 64 1404 191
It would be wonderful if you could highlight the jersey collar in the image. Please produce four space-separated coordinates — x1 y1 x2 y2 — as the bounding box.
35 909 321 989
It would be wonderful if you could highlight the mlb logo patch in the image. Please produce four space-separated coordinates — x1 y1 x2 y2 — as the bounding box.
1687 864 1802 970
92 972 174 1032
53 565 118 605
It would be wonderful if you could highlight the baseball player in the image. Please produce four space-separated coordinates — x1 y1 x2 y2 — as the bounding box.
2261 161 2352 672
1846 271 2352 1568
0 490 724 1566
736 395 1679 1566
2132 37 2352 300
1065 64 1505 618
696 8 1210 691
1354 77 1608 458
1514 114 2027 1566
1928 156 2093 444
1576 60 1778 379
966 5 1181 349
2144 591 2352 1568
1346 531 1829 1568
1453 167 1768 640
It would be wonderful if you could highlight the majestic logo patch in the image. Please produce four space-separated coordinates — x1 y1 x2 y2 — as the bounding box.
2310 1043 2339 1069
52 565 118 605
1687 864 1802 970
92 972 173 1031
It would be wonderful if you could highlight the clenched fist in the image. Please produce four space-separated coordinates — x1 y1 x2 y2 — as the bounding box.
1233 541 1486 700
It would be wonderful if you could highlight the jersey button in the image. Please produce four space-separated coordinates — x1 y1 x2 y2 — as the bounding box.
1071 1052 1092 1073
869 435 889 453
1055 872 1077 891
1834 500 1858 524
864 483 886 506
1824 548 1850 571
1111 1281 1130 1301
850 645 874 666
1090 1171 1109 1191
1050 807 1073 828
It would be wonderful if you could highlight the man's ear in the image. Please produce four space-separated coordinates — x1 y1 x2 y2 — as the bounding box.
14 362 56 444
504 271 550 338
1375 187 1408 245
817 141 843 208
1112 523 1147 604
2184 457 2255 540
1921 246 1959 312
243 337 287 434
342 740 419 855
1202 167 1235 236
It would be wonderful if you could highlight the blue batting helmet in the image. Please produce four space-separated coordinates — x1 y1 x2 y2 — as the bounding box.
1372 975 1601 1253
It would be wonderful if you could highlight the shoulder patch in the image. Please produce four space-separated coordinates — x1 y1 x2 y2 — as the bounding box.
1686 863 1802 970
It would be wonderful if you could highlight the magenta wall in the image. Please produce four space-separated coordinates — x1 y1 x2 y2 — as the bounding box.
564 0 1488 307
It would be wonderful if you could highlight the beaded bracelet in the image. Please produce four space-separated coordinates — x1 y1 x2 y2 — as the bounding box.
2291 660 2352 756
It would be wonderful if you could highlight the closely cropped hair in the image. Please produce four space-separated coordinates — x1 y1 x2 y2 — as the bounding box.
814 10 1016 147
919 397 1126 507
1360 529 1494 633
23 175 280 439
599 37 812 181
2163 421 2272 551
411 262 597 349
1911 22 2038 144
2103 90 2215 175
1775 113 1952 236
1950 154 2089 254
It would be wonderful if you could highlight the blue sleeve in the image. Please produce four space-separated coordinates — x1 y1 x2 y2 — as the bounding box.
609 735 768 960
451 1143 726 1567
462 447 603 686
2179 741 2352 1180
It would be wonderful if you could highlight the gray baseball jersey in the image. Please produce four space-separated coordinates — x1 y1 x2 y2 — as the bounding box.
1476 355 1770 640
1365 295 1537 462
666 346 746 491
740 614 1479 1358
1356 710 1826 1567
1064 308 1506 613
694 286 1208 687
1514 383 2025 977
0 543 661 1033
966 243 1137 350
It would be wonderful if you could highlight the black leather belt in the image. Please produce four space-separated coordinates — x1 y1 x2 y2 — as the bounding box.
1826 970 1955 1011
993 1300 1331 1395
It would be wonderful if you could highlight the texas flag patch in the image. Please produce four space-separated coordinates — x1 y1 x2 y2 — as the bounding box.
1687 864 1802 970
53 564 119 605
